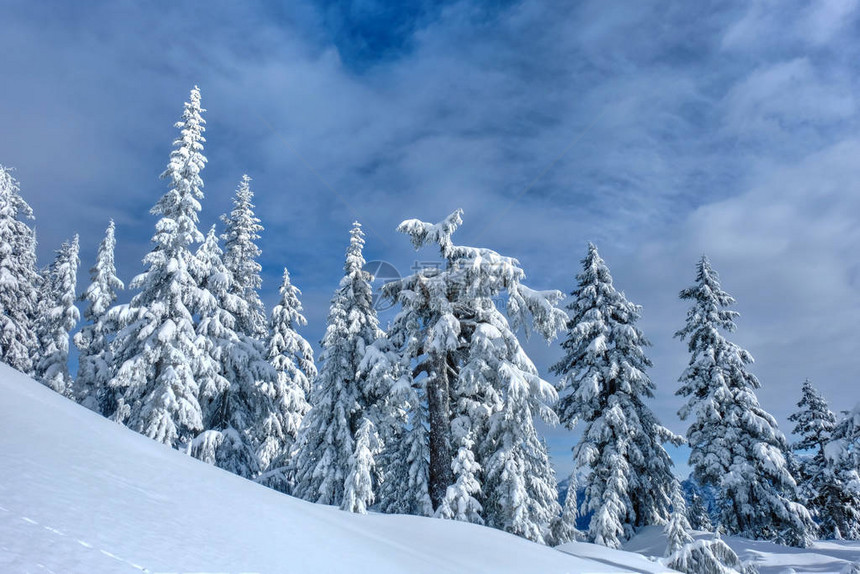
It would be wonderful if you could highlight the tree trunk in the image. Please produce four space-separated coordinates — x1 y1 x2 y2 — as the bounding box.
427 351 453 510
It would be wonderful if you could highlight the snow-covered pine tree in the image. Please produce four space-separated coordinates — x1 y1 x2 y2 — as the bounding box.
550 473 583 545
787 379 858 539
290 222 383 512
683 479 714 532
189 226 275 478
380 209 567 543
820 403 860 540
74 220 124 414
477 312 563 542
667 485 758 574
0 166 40 375
256 268 316 492
665 482 694 556
364 332 433 517
676 256 814 547
34 235 80 395
436 434 483 524
829 403 860 470
551 243 681 548
341 417 380 514
108 86 211 448
789 379 836 491
221 174 266 339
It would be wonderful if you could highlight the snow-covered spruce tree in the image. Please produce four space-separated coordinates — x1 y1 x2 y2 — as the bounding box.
0 166 41 375
74 220 124 414
34 236 80 395
550 473 583 545
683 479 714 532
256 268 316 492
550 243 681 548
476 312 563 542
221 174 266 339
788 379 860 539
363 333 434 517
108 86 211 448
290 222 383 512
666 484 758 574
665 482 694 556
379 209 567 543
829 403 860 470
190 226 275 478
675 256 814 546
820 403 860 540
789 379 836 492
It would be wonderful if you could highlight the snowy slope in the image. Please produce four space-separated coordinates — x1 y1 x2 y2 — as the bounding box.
556 541 675 573
623 525 860 574
0 363 654 574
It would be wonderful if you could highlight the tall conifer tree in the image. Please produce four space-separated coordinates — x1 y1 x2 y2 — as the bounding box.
378 210 567 543
291 222 382 512
221 174 266 339
676 256 814 546
35 236 80 395
75 220 124 413
108 86 211 448
190 226 274 478
256 268 316 492
0 166 40 375
551 244 680 548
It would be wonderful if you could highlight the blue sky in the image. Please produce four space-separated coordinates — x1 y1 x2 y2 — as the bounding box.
2 0 860 479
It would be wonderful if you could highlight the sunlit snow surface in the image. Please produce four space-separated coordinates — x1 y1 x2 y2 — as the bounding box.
622 525 860 574
3 362 857 573
0 363 652 574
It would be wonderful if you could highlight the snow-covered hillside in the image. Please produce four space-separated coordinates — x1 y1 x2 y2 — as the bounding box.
0 364 664 573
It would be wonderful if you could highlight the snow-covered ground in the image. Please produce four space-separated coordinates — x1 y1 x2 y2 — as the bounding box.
3 363 857 573
622 525 860 573
0 363 664 573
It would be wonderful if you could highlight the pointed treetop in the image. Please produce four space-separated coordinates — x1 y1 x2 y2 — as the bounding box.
789 378 836 451
268 265 317 387
205 224 218 244
155 86 207 248
274 267 309 331
220 173 265 338
0 166 34 221
675 255 740 341
82 220 124 314
346 221 367 276
577 242 614 289
222 175 258 226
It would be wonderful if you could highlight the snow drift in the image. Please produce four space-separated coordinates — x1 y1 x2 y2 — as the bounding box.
0 363 663 573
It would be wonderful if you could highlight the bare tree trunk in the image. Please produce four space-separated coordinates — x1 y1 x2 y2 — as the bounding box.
427 351 453 510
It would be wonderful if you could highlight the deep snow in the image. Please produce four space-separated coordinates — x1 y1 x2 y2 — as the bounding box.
0 363 660 573
622 525 860 574
3 362 856 573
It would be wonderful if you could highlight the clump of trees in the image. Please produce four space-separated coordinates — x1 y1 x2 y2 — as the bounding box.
0 87 856 553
